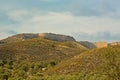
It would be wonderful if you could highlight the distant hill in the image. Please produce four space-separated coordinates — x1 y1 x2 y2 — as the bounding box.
79 41 96 49
0 33 75 44
79 41 120 49
109 41 120 46
79 41 108 49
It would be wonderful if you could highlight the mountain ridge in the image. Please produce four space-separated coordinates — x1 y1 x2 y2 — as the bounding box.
0 33 119 49
0 33 75 44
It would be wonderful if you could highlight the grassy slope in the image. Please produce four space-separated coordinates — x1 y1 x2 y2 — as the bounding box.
0 38 88 62
0 38 120 80
47 45 120 75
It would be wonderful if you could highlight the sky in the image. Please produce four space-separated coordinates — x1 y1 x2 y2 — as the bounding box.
0 0 120 42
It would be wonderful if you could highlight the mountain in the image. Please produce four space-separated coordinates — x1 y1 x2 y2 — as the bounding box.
0 33 75 44
0 37 87 62
0 33 120 80
0 33 88 80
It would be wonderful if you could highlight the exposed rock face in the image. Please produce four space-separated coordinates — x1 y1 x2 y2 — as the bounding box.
79 41 96 49
94 42 108 48
38 33 76 42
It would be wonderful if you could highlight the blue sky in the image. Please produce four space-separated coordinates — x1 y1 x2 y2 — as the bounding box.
0 0 120 42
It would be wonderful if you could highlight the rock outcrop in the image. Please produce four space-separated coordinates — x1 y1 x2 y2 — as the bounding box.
38 33 75 42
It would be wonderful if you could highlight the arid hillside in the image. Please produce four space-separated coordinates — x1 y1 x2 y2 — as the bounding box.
0 33 120 80
47 45 120 75
0 38 87 62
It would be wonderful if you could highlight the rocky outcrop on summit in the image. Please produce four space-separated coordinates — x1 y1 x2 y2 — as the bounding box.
38 33 75 42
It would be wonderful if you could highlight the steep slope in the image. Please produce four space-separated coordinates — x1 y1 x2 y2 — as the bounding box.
0 38 87 62
47 45 120 76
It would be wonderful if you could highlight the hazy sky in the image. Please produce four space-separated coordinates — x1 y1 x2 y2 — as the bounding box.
0 0 120 41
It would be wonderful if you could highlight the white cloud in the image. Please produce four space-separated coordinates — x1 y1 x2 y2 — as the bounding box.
1 9 120 41
7 10 30 21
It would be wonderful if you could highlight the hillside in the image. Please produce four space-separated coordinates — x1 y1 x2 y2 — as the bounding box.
0 38 87 62
46 45 120 79
0 33 120 80
0 34 88 80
